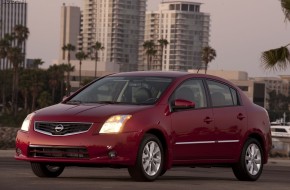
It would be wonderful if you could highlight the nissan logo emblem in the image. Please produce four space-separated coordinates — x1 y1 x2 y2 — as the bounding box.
55 124 64 133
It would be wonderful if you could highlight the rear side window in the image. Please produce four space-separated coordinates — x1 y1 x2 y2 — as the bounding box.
207 80 240 107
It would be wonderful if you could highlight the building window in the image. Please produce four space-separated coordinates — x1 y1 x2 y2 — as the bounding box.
181 4 188 11
189 5 195 12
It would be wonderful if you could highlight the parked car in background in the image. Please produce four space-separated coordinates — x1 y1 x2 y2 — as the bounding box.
271 122 290 138
15 71 272 181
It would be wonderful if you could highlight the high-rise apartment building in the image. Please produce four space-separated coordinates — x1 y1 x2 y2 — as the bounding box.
0 0 27 70
143 1 210 71
60 4 81 61
79 0 146 72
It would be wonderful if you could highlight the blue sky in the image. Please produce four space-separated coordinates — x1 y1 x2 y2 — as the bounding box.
25 0 290 77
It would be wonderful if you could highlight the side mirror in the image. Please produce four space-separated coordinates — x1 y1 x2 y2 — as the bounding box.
171 99 195 110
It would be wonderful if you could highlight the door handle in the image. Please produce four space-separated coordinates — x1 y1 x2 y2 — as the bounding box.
237 113 246 120
204 117 213 124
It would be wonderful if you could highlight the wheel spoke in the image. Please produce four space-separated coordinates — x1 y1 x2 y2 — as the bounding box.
149 142 155 155
143 160 150 170
253 162 259 172
255 157 261 165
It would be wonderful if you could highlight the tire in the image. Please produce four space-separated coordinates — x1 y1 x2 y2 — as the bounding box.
232 138 263 181
31 162 65 178
128 134 164 181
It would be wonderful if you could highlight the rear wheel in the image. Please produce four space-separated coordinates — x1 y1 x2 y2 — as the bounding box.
232 138 263 181
128 134 164 181
31 162 65 178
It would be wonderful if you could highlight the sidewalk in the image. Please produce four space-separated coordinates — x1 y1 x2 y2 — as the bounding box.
1 149 290 166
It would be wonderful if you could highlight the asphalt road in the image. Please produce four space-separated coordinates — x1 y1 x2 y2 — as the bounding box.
0 153 290 190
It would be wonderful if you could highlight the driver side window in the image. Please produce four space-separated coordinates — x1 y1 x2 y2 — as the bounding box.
172 79 207 109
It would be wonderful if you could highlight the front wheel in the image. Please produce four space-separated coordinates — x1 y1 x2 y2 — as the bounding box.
128 134 164 181
31 162 65 178
232 138 263 181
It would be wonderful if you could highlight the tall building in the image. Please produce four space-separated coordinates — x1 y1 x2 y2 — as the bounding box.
0 0 27 70
142 1 210 71
59 4 81 61
79 0 146 72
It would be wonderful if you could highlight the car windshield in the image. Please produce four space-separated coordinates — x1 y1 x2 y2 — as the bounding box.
66 76 173 105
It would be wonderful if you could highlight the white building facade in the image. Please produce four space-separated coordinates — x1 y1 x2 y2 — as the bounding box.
79 0 146 72
143 1 210 71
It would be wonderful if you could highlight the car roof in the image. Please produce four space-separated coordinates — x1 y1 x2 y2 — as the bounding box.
109 71 233 84
109 71 223 79
110 71 190 78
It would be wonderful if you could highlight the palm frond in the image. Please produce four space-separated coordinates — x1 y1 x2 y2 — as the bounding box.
261 46 290 70
281 0 290 22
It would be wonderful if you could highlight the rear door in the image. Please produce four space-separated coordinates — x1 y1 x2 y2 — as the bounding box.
206 80 247 159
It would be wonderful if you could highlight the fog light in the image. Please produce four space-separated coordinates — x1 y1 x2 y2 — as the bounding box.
16 148 22 156
108 150 117 159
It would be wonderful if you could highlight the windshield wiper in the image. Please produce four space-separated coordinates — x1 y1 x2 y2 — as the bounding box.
66 100 82 105
95 101 119 104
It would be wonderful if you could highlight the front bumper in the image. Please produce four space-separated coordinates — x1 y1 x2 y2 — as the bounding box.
15 129 142 166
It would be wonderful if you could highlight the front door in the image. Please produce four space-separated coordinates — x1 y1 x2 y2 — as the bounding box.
171 79 215 161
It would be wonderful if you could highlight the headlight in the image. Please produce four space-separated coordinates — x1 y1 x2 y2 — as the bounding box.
99 115 132 134
21 113 35 132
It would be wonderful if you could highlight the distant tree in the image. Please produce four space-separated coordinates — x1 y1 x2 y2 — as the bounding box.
62 64 75 96
13 25 29 48
30 69 46 111
0 35 12 113
62 44 76 95
90 42 104 78
31 58 44 68
261 0 290 70
47 64 65 103
75 51 88 87
157 39 169 70
198 46 217 74
19 69 32 112
143 40 156 70
7 47 25 115
37 91 53 108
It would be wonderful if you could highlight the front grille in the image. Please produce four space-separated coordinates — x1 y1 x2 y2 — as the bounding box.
28 145 89 159
34 122 92 136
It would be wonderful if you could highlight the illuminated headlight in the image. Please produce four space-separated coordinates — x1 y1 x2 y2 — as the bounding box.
21 113 35 132
99 115 132 134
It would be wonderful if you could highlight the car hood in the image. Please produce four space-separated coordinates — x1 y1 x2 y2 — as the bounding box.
33 103 151 123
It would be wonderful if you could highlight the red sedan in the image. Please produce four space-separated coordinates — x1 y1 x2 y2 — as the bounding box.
15 71 272 181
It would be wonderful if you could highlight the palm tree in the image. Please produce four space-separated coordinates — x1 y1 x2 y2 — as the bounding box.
63 64 75 96
0 36 11 113
48 64 64 103
157 39 169 70
7 47 24 115
19 69 32 112
62 44 76 65
75 51 88 87
90 42 104 78
143 40 155 70
199 46 217 74
13 25 29 48
62 44 76 95
30 69 45 111
31 58 44 68
261 0 290 70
